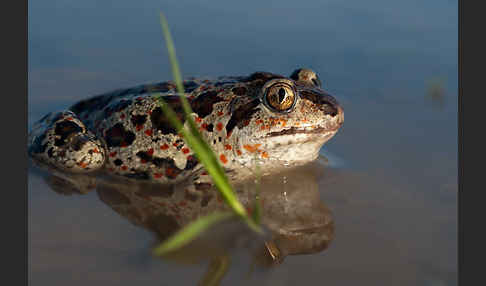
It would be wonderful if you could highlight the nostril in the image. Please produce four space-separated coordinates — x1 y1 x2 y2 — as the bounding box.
322 103 338 117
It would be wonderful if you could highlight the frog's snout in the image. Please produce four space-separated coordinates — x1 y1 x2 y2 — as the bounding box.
319 93 343 125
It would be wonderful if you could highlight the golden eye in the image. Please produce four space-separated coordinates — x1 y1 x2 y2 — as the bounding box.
264 83 296 112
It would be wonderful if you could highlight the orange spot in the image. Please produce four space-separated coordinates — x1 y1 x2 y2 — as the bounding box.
121 166 128 171
236 149 242 156
173 142 179 147
217 111 224 116
243 144 261 153
224 144 232 150
219 154 228 164
182 148 190 154
195 117 202 123
160 144 169 150
216 122 223 131
145 129 153 136
261 151 269 159
66 117 73 121
201 123 208 130
243 120 250 126
147 148 154 156
255 119 263 125
154 173 163 178
260 125 266 130
78 162 88 168
109 152 117 157
92 148 99 153
136 125 143 131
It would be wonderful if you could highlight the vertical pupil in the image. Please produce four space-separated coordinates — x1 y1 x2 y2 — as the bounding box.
278 88 286 103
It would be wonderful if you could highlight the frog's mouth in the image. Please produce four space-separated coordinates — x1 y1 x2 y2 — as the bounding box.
265 126 341 137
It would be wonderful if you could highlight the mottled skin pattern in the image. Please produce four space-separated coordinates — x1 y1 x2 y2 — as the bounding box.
28 69 343 188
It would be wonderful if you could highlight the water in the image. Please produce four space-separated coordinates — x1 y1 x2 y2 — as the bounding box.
28 0 457 285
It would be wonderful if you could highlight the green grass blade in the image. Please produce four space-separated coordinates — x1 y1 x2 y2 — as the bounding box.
152 212 233 256
157 12 261 233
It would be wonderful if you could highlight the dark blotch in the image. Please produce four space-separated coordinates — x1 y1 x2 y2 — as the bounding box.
105 123 136 147
299 90 339 116
103 99 132 117
206 124 214 132
185 155 199 170
150 97 185 134
70 94 116 115
130 114 147 127
141 82 175 93
151 157 185 180
289 69 303 81
136 151 153 162
243 72 284 82
190 90 224 119
231 86 247 96
226 98 261 134
54 120 83 147
113 159 123 166
70 135 89 151
183 81 199 92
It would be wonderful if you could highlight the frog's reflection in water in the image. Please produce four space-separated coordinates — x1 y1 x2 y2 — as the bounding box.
41 158 334 282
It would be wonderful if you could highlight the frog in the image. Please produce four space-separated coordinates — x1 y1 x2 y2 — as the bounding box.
28 68 344 187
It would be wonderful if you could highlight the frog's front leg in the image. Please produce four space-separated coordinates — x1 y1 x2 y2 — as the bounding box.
28 110 106 173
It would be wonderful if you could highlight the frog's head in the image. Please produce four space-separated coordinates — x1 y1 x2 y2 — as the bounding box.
223 68 343 171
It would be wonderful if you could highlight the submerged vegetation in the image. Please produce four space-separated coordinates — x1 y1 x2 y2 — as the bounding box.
152 13 262 256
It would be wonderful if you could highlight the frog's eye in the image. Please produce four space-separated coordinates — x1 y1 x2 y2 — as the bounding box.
263 82 297 113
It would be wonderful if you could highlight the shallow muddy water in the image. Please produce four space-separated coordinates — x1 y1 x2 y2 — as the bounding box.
29 0 457 285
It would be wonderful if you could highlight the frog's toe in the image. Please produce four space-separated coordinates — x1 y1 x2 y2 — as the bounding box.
62 132 106 172
28 110 106 173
